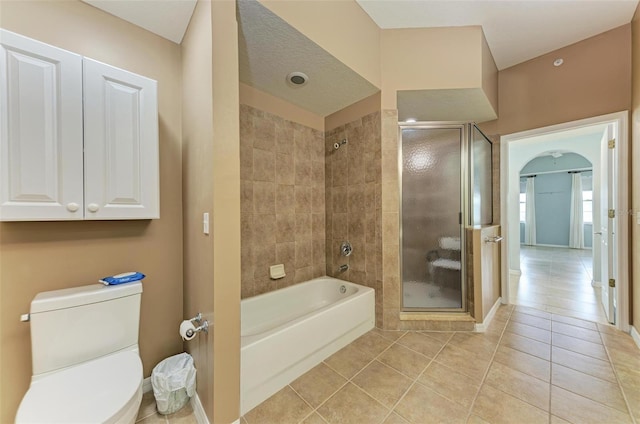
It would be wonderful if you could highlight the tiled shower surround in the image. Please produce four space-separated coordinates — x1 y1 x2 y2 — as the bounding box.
325 112 383 326
240 104 326 298
239 103 384 325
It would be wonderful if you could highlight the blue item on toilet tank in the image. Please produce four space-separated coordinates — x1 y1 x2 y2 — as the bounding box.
100 272 145 285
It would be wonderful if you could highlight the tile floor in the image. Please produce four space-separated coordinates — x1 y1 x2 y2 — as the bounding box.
136 392 197 423
240 304 640 424
510 246 608 324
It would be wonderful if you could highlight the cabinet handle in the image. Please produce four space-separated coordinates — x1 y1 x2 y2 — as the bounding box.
87 203 100 213
66 203 80 212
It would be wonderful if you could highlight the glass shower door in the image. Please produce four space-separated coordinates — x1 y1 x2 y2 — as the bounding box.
400 126 464 311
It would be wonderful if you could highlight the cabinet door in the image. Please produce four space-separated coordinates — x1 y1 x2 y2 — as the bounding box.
83 58 159 219
0 29 84 221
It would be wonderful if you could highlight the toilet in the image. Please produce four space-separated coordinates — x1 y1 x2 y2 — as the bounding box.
16 281 144 424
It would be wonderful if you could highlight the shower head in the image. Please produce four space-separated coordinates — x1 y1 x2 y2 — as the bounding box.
333 139 348 150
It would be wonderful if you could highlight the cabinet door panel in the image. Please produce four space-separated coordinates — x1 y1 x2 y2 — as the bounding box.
83 58 159 219
0 30 83 220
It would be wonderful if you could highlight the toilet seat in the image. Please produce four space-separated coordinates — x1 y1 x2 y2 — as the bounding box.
16 351 143 424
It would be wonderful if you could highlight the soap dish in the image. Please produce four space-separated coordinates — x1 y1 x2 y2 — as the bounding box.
270 264 286 280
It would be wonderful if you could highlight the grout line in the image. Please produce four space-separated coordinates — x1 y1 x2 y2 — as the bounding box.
464 305 515 423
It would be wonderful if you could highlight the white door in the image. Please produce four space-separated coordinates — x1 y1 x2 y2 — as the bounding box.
600 124 616 324
83 58 159 219
0 29 84 220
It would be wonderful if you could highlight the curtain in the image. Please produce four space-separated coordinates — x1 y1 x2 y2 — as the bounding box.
524 177 536 245
569 173 584 249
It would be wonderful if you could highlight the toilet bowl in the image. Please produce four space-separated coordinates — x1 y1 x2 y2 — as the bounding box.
17 351 143 424
16 282 144 424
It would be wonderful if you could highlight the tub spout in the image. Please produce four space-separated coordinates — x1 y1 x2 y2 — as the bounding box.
338 264 349 273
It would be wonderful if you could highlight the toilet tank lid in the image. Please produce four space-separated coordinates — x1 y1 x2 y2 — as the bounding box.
31 281 143 314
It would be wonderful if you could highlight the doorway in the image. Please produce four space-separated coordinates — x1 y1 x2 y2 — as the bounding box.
500 112 630 331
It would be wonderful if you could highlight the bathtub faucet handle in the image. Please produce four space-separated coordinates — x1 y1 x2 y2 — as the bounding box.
338 264 349 273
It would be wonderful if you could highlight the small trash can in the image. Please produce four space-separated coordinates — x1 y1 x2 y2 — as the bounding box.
151 352 197 415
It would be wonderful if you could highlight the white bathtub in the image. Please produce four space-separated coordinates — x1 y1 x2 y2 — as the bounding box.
240 276 375 414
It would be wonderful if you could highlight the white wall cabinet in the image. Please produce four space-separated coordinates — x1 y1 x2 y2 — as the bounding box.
0 29 159 221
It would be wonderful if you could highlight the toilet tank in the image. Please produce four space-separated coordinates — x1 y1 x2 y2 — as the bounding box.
29 281 142 376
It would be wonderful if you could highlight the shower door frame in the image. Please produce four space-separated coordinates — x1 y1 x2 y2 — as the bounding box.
398 122 470 313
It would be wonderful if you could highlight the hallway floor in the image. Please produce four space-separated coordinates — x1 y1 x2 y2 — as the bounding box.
510 245 608 324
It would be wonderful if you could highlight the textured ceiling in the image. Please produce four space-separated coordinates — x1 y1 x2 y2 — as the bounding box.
82 0 196 44
356 0 639 70
237 0 379 116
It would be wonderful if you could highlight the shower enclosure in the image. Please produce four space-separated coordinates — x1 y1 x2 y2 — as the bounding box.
399 123 492 312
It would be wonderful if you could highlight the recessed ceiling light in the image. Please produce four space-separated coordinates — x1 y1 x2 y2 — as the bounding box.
286 71 308 87
553 58 564 67
405 118 417 123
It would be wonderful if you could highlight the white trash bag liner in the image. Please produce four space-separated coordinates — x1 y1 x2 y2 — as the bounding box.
151 352 197 415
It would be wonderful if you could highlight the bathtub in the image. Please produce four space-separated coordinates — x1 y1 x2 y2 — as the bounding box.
240 276 375 414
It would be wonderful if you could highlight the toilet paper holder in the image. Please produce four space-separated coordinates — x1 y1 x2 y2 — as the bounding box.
185 313 209 338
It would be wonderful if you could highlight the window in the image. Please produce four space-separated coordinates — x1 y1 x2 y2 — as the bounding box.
519 192 526 222
583 190 593 224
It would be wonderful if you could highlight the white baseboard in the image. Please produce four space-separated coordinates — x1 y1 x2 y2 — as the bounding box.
190 391 210 424
475 297 502 333
143 377 152 393
631 326 640 350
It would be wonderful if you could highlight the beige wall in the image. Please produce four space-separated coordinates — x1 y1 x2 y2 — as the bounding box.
181 0 215 419
380 26 484 109
632 6 640 331
324 104 382 326
258 0 381 89
240 83 324 131
325 92 381 132
481 24 632 136
240 103 326 298
210 1 242 422
0 1 183 422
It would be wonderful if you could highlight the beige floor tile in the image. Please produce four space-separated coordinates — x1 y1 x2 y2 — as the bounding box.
551 321 602 344
382 412 409 424
137 392 158 421
137 414 168 424
551 332 608 361
352 331 395 356
484 361 549 411
371 328 406 342
510 312 551 330
615 364 640 419
551 346 616 382
550 385 632 424
551 363 627 412
514 305 551 319
506 321 551 344
553 314 598 330
447 332 498 359
244 386 313 424
471 384 548 424
466 415 491 424
597 322 619 334
434 344 491 381
352 360 412 409
324 343 377 379
317 383 389 424
378 343 431 379
419 331 454 343
500 332 551 361
393 383 468 424
301 412 328 424
241 417 249 424
607 346 640 370
417 361 481 408
493 345 550 382
600 331 640 353
396 332 447 358
290 363 347 407
549 415 572 424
